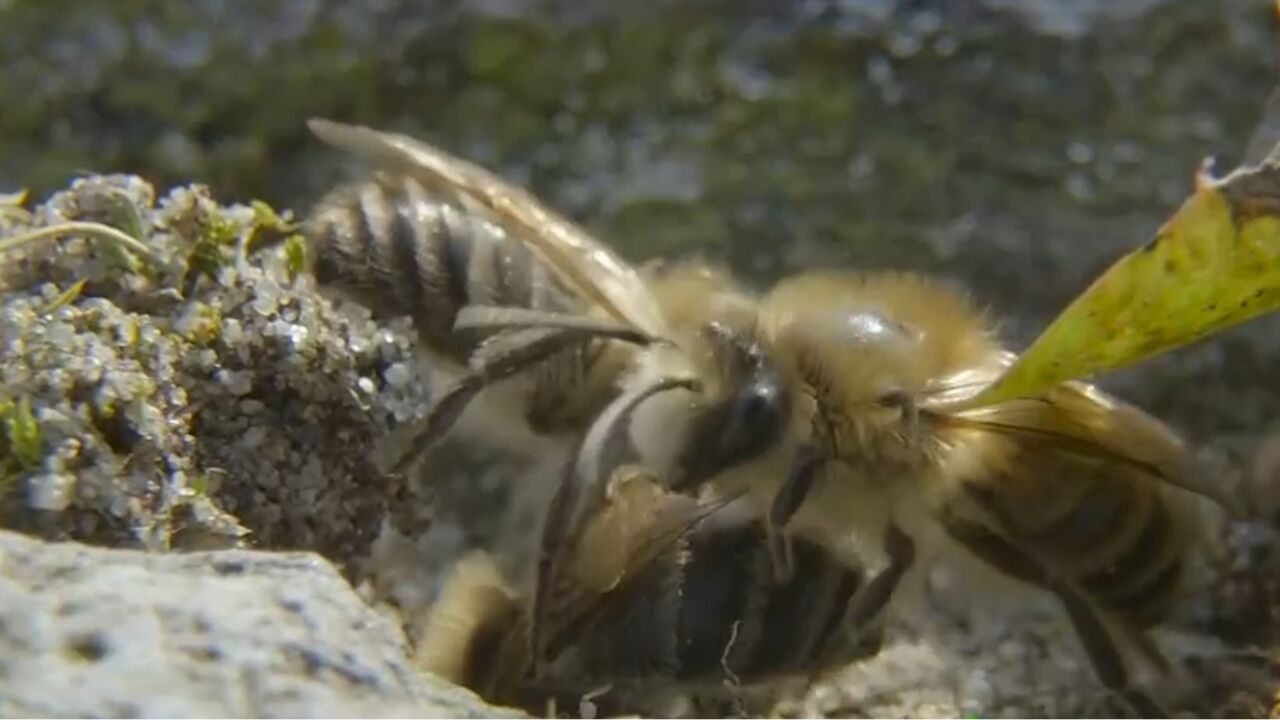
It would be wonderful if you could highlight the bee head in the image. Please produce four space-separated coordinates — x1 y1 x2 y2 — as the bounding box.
769 304 928 467
755 268 1007 471
751 304 933 536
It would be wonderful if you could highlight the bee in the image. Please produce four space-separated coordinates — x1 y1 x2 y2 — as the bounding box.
524 239 1225 714
301 119 1225 716
305 119 653 461
303 117 792 468
561 270 1230 716
303 118 794 589
415 465 884 717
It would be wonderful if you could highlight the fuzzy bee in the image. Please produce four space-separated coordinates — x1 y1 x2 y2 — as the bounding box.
558 269 1224 717
304 119 780 472
302 119 1226 716
304 118 793 591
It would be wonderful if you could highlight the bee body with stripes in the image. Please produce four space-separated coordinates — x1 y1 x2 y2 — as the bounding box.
416 469 880 716
306 169 626 438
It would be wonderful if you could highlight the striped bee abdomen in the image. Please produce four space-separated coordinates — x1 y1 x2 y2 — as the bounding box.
575 517 865 688
981 453 1192 627
676 522 863 682
306 172 583 365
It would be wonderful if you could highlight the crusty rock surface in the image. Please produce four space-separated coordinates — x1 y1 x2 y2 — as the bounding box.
0 528 521 718
0 174 437 571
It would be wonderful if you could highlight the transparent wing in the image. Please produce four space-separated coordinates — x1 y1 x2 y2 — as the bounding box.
1242 83 1280 168
933 373 1234 513
533 467 742 667
308 118 669 337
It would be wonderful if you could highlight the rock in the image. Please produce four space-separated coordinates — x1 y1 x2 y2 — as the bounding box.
0 529 522 718
0 175 436 572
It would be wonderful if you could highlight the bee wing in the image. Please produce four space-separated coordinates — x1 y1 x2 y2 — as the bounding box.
534 469 742 665
308 118 669 338
567 467 703 594
454 305 656 346
1242 83 1280 169
935 380 1217 695
937 377 1235 513
531 373 704 667
921 350 1015 408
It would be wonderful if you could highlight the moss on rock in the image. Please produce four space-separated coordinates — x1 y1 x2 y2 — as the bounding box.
0 175 436 573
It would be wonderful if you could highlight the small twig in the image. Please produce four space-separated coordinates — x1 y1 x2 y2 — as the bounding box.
38 278 88 315
721 620 743 687
721 619 747 717
0 221 163 268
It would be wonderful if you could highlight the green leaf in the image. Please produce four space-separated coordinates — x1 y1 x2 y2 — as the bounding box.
964 148 1280 408
283 234 307 282
250 199 297 233
3 397 43 470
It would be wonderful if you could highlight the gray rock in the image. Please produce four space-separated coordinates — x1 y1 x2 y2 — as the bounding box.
0 529 522 718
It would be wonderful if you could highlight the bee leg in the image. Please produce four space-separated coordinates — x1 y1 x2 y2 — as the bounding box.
769 446 823 528
1055 586 1168 718
387 325 603 475
765 527 796 585
532 375 700 668
819 523 916 666
454 304 656 345
766 446 824 584
843 523 916 626
939 511 1168 719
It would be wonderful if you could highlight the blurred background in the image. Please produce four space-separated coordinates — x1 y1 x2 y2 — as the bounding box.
1 0 1278 446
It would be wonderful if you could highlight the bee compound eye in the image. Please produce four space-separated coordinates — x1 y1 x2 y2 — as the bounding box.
675 374 789 491
875 388 918 432
732 379 784 432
